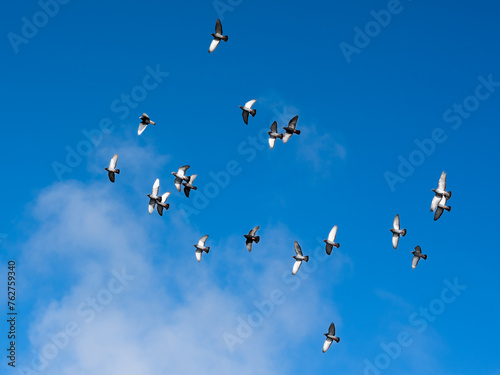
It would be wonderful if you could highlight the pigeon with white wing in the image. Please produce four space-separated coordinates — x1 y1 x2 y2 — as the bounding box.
282 115 301 143
267 121 284 149
323 225 340 255
172 165 191 192
194 235 210 262
322 322 340 353
104 154 120 183
156 192 171 216
292 241 309 275
431 171 452 211
434 196 451 221
138 113 156 135
390 214 406 249
182 174 198 198
208 19 228 53
239 99 257 125
411 246 427 269
147 178 161 214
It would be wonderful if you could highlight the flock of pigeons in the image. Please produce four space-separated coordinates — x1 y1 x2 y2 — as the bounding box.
101 19 454 354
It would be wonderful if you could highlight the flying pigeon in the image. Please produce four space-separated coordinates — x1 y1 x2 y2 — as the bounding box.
104 154 120 183
172 165 191 192
157 192 171 216
434 196 451 221
138 113 156 135
411 246 427 269
268 121 284 149
244 226 260 252
323 225 340 255
390 214 406 249
208 19 228 53
147 178 161 214
323 322 340 353
194 235 210 262
430 171 452 211
183 174 198 198
239 100 257 125
282 115 301 143
292 241 309 275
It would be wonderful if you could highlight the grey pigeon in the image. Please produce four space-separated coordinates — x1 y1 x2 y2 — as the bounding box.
282 115 301 143
194 235 210 262
323 225 340 255
390 214 406 249
138 113 156 135
434 196 451 221
182 174 198 198
157 192 171 216
292 241 309 275
209 19 228 53
323 322 340 353
104 154 120 183
239 99 257 125
411 245 428 269
244 226 260 252
268 121 284 149
147 178 161 214
431 171 452 211
172 165 191 192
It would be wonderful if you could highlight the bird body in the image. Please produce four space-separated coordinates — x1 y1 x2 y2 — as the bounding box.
323 225 340 255
147 178 161 214
292 241 309 275
431 171 452 211
104 154 120 183
239 99 257 125
434 196 451 221
172 165 191 192
157 192 171 216
282 115 301 143
209 19 228 53
138 113 156 135
389 214 406 249
323 322 340 353
182 174 198 198
244 226 260 252
268 121 284 149
194 235 210 262
411 245 428 269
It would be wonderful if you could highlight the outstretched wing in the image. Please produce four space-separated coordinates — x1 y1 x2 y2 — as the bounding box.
215 19 223 34
325 242 333 255
242 110 249 125
393 214 400 230
151 178 160 196
177 165 190 177
157 205 164 216
209 38 220 53
108 171 115 183
292 260 302 275
244 99 257 109
138 122 148 135
392 233 399 249
198 235 209 247
412 255 420 269
174 177 182 192
109 154 118 169
288 115 298 130
328 225 338 242
246 239 252 252
329 322 336 336
270 121 278 133
323 338 333 353
268 136 276 149
430 195 440 211
434 207 444 221
148 199 156 214
282 133 292 143
438 171 447 191
160 192 170 204
249 226 260 236
196 249 202 262
184 185 191 198
294 241 303 256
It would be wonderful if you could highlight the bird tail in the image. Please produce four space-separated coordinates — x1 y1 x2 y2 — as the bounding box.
447 191 452 199
401 229 406 237
422 254 428 260
204 247 210 254
295 130 301 135
251 109 257 117
115 169 120 174
222 35 228 42
192 186 198 191
254 236 260 243
333 337 340 343
277 133 283 139
304 256 309 262
165 203 170 210
445 206 451 212
150 121 156 125
334 243 340 248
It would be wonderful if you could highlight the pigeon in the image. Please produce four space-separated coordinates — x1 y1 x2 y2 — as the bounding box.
282 115 301 143
323 225 340 255
208 19 228 53
239 100 257 125
157 192 171 216
292 241 309 275
323 322 340 353
268 121 284 149
434 196 451 221
182 174 198 198
194 235 210 262
390 214 406 249
147 178 161 214
430 171 452 211
244 226 260 252
411 246 427 269
104 154 120 183
138 113 156 135
172 165 191 192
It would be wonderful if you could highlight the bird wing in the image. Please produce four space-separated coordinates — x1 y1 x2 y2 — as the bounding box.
392 233 399 249
188 174 197 185
242 110 249 125
325 243 333 255
292 260 302 275
282 133 292 143
246 239 252 252
157 205 164 216
108 171 115 183
268 136 276 149
434 207 444 221
438 196 447 207
288 115 298 130
177 165 190 177
270 121 278 133
438 171 447 191
215 19 223 34
328 225 338 242
142 113 149 120
294 241 303 256
393 214 400 230
245 99 257 109
412 255 420 269
323 338 333 353
148 199 156 214
184 185 191 198
138 122 148 135
196 249 202 262
329 322 336 335
209 38 220 53
430 195 440 211
160 192 171 204
109 154 118 169
174 177 182 192
152 178 160 196
249 226 260 236
198 235 209 247
414 245 421 254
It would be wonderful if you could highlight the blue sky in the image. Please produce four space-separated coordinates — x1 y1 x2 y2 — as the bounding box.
1 0 500 374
